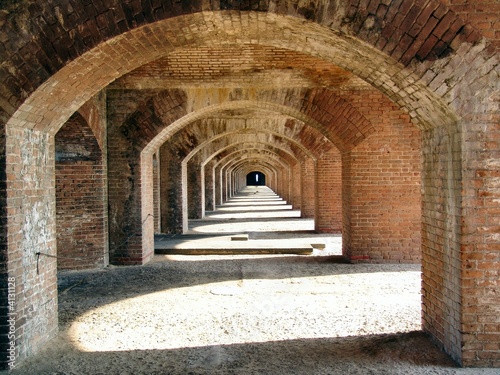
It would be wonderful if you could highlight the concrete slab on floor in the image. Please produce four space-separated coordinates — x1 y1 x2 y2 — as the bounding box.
155 234 314 255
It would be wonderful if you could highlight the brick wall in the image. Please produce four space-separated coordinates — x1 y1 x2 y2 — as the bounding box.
187 157 203 219
2 127 58 367
291 163 302 210
55 111 107 270
140 152 155 263
456 87 500 366
342 97 421 263
107 127 144 263
204 161 216 212
442 0 500 51
0 0 498 369
159 143 184 234
421 123 462 363
301 158 317 218
152 152 161 232
317 147 342 233
215 163 223 206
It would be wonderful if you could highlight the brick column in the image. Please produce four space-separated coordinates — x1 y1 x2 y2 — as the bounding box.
153 152 161 233
187 155 203 220
222 167 228 203
215 163 223 206
437 113 500 367
285 166 292 204
204 161 216 212
301 158 317 218
160 143 184 234
55 111 108 270
421 124 462 363
1 127 58 368
108 130 150 264
341 112 421 263
291 163 302 210
316 147 342 233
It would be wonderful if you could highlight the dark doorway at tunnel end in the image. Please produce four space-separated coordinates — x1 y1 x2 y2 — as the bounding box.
247 171 266 186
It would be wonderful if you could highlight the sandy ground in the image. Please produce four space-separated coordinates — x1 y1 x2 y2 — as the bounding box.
4 187 498 374
3 254 498 375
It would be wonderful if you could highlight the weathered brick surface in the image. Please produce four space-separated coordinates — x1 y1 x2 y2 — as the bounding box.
187 155 203 220
55 111 107 270
214 163 224 206
204 160 217 212
152 151 161 232
443 0 500 51
291 163 302 210
301 158 317 219
2 127 58 367
107 126 144 262
159 142 184 234
317 147 342 233
0 0 497 370
421 122 463 363
342 97 422 263
458 98 500 366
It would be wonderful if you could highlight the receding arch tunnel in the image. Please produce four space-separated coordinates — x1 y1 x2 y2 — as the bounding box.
0 1 498 370
247 171 266 187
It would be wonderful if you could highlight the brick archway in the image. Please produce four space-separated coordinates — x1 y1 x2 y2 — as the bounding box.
55 110 107 270
0 3 498 369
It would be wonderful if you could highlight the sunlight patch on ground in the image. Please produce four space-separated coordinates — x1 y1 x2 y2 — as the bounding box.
214 204 292 211
68 269 421 353
205 210 300 219
188 218 315 233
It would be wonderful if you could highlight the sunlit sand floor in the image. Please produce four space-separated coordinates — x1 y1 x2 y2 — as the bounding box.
5 187 497 374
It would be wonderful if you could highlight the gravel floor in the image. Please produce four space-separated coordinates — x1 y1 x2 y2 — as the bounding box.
4 254 498 375
5 188 498 374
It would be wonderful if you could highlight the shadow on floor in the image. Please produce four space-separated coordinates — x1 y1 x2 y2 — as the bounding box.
57 255 417 314
7 331 460 375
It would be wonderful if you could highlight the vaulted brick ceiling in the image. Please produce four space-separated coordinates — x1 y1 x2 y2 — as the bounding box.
107 44 379 170
109 45 370 90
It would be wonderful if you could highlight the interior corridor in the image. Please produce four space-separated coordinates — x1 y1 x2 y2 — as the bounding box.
155 186 341 256
4 186 496 374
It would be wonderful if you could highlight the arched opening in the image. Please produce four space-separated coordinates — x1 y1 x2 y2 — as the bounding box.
246 171 266 186
0 3 497 370
55 111 107 270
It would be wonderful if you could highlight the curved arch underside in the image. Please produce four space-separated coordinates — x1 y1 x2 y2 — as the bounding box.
0 1 498 370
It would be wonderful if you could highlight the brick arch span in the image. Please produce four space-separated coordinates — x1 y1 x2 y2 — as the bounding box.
210 143 299 169
150 116 321 163
233 156 289 180
130 88 373 156
55 111 107 270
0 4 498 370
215 147 296 204
202 142 296 204
160 137 298 232
225 155 287 194
229 157 289 198
216 147 293 172
214 148 291 203
122 91 370 246
233 162 279 190
184 130 316 165
236 162 278 192
220 151 319 219
199 143 296 215
230 155 285 192
179 135 301 225
2 3 492 133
